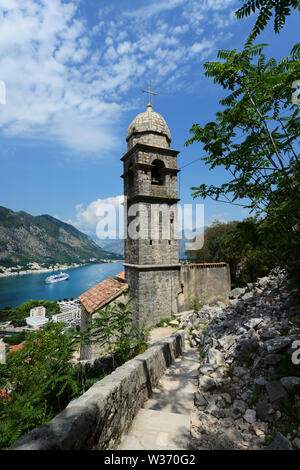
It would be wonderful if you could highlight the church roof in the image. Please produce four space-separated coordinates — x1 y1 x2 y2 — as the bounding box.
126 104 171 142
115 271 125 281
79 273 127 314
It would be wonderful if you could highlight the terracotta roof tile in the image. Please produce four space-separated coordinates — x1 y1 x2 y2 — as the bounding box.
186 262 227 268
79 276 127 314
115 271 125 281
9 343 24 352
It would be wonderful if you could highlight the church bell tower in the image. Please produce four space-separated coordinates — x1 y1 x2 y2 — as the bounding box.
121 87 181 327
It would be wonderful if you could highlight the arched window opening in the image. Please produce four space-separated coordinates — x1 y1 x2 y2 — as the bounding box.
128 165 134 190
151 159 165 186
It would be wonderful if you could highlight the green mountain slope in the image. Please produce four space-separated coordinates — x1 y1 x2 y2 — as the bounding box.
0 206 121 268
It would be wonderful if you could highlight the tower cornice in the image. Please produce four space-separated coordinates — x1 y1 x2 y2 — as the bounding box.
121 163 180 179
121 142 180 161
125 194 180 204
124 263 181 271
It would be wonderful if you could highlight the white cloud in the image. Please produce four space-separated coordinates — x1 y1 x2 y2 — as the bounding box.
189 40 216 56
0 0 240 157
183 0 237 29
70 195 125 237
123 0 185 20
0 0 123 156
173 24 189 35
71 196 207 242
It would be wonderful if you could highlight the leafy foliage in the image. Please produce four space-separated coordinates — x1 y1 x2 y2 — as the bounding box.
187 219 279 286
185 45 300 286
2 332 26 346
81 299 149 367
235 0 300 56
0 300 149 449
190 295 205 314
0 300 60 327
0 323 89 449
152 318 172 328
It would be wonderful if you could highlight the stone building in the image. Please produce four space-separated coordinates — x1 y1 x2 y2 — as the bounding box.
122 102 181 327
79 101 231 358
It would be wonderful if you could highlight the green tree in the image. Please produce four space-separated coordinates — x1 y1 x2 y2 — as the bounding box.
0 300 149 449
0 323 88 449
187 218 278 285
236 0 300 56
185 45 300 285
0 300 60 326
187 220 239 263
81 299 149 367
3 331 26 346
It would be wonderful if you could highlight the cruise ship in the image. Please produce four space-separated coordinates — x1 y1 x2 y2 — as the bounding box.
45 272 69 283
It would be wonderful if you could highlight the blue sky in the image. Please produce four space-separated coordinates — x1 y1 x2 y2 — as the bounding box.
0 0 298 237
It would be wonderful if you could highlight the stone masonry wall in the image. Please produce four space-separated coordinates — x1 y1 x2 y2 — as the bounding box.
178 264 231 312
124 148 178 200
125 202 179 266
9 331 185 451
125 266 181 328
127 132 170 150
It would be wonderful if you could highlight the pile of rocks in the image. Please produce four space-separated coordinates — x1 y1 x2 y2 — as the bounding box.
178 269 300 450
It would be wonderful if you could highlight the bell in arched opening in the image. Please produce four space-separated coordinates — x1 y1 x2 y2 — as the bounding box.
151 159 165 186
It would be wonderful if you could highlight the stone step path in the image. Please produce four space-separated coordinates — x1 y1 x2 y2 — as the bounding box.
118 345 198 450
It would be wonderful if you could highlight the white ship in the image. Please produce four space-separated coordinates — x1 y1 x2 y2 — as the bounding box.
45 272 69 283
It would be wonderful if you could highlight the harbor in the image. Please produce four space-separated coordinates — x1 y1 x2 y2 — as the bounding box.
0 261 124 310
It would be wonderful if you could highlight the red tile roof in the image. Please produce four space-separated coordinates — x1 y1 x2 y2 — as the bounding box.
9 343 24 352
115 271 125 281
0 387 9 399
184 262 227 268
79 275 128 314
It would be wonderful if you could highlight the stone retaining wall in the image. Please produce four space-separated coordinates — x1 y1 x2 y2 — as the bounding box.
178 263 231 312
9 331 185 450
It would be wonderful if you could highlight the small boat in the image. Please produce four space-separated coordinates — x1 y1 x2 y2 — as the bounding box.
45 272 69 283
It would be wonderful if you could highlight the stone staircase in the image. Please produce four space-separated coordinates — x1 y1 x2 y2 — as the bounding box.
118 344 198 450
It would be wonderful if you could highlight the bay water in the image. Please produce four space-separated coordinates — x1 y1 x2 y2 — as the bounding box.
0 262 124 310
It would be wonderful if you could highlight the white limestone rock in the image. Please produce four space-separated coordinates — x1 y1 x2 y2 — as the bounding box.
244 409 256 424
207 348 224 365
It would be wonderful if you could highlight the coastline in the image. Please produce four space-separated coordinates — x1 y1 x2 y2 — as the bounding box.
0 260 122 279
0 263 86 279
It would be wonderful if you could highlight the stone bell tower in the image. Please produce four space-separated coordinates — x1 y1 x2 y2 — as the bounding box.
121 89 181 327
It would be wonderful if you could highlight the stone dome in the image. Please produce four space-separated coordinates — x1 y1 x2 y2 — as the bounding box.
126 103 171 144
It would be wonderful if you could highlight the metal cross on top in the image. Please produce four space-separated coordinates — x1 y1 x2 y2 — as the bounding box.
142 83 157 105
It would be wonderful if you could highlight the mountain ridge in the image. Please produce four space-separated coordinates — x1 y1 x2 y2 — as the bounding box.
0 206 121 269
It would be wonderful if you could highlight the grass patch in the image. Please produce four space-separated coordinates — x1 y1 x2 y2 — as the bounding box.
199 346 206 364
264 400 300 446
199 320 210 335
152 318 172 329
223 364 234 378
248 385 261 408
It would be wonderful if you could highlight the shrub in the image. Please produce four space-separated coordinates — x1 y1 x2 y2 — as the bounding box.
82 299 149 367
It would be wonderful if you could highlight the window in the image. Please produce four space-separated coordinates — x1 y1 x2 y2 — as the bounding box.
128 165 134 189
151 159 165 185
